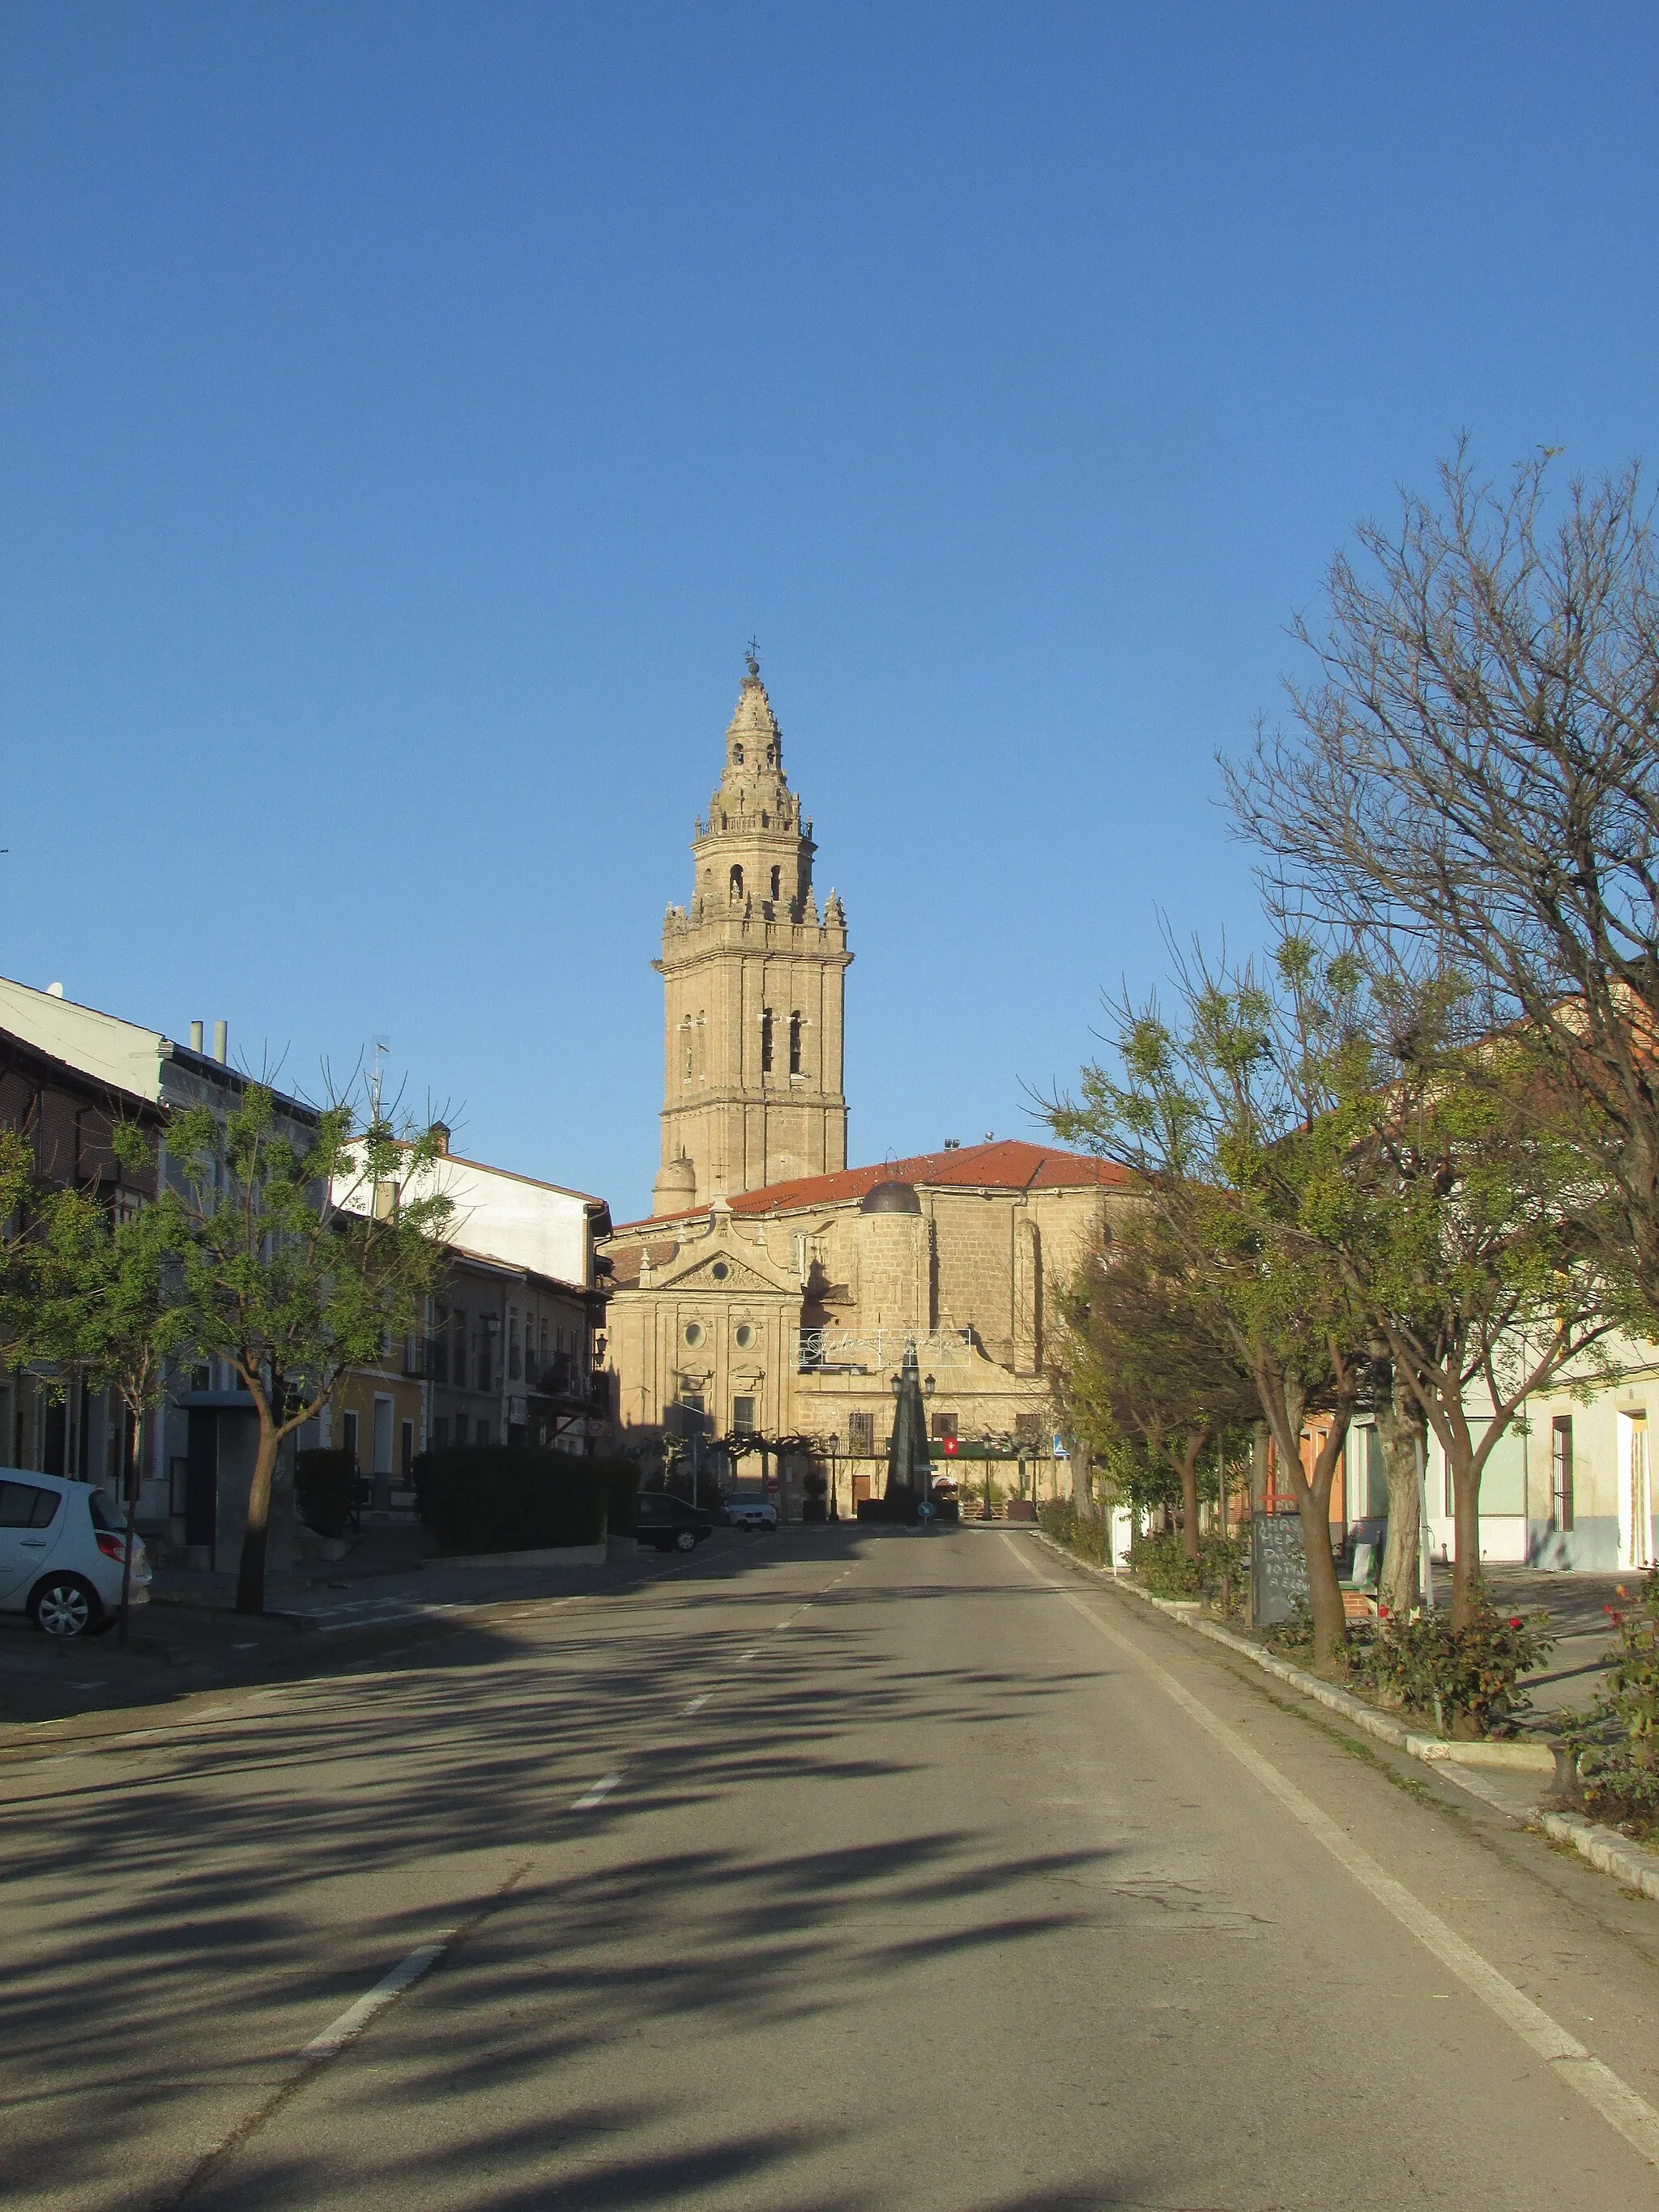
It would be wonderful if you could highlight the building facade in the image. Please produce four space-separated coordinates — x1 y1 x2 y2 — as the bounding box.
602 654 1133 1499
0 975 323 1570
606 1142 1137 1502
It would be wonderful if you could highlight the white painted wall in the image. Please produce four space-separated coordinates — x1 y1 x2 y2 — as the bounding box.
432 1156 593 1286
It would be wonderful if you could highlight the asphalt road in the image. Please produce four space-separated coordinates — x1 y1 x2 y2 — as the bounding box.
5 1525 1659 2212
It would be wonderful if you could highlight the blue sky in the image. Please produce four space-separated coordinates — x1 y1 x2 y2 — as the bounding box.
2 3 1655 1221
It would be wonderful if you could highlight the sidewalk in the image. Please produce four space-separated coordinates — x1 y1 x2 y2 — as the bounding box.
1473 1565 1630 1727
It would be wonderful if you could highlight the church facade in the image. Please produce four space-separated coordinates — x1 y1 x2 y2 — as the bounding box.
600 659 1135 1491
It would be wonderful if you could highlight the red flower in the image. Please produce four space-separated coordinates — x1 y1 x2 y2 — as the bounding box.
1508 1617 1523 1629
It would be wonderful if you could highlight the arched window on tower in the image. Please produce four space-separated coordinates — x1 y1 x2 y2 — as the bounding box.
770 865 780 900
760 1008 774 1073
732 744 744 765
729 864 744 899
789 1010 803 1075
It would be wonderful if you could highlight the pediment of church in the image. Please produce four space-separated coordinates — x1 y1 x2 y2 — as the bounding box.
654 1247 795 1297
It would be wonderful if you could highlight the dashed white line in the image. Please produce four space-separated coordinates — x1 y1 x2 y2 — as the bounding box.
571 1773 621 1811
301 1940 448 2059
685 1693 711 1712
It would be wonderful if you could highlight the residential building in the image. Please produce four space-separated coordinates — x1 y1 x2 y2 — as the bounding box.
1424 1335 1658 1573
331 1130 613 1483
0 975 322 1570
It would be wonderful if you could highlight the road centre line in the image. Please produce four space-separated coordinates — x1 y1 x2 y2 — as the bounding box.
1004 1536 1659 2174
301 1940 449 2060
685 1693 711 1711
571 1773 621 1810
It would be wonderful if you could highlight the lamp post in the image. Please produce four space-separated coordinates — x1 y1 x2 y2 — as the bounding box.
828 1432 840 1520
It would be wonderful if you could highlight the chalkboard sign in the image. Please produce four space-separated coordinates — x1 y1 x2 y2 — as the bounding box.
1251 1511 1309 1626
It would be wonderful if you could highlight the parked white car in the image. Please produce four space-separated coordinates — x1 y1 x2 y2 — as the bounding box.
726 1494 778 1531
0 1472 151 1638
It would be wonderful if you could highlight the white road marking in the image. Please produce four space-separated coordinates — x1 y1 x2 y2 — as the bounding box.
301 1939 448 2060
571 1773 621 1810
738 1647 760 1660
685 1693 711 1711
1005 1536 1659 2173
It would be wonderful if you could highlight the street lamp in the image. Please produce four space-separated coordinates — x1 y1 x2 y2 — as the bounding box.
828 1431 840 1519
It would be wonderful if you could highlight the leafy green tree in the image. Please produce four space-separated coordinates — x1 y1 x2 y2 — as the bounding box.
1054 1211 1256 1561
1264 950 1628 1629
1059 927 1633 1647
1051 951 1370 1668
31 1126 194 1638
169 1088 453 1614
0 1126 56 1355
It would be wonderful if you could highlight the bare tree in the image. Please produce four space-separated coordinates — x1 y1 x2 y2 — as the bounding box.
1227 445 1659 1327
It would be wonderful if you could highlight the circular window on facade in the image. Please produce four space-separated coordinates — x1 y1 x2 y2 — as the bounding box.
735 1323 757 1350
710 1261 730 1281
684 1322 705 1348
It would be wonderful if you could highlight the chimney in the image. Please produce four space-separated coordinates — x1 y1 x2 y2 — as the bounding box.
189 1021 203 1052
428 1121 451 1156
212 1020 228 1064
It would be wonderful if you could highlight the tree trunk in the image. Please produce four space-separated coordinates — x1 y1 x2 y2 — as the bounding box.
1259 1379 1348 1671
1072 1442 1097 1518
1375 1387 1422 1620
235 1414 282 1616
1296 1478 1348 1670
1177 1434 1204 1560
116 1404 140 1647
1449 1447 1484 1630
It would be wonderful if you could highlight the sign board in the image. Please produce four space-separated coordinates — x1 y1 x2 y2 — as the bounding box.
1251 1511 1309 1627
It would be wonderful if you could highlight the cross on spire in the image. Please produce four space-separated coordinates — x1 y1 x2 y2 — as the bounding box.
745 637 760 679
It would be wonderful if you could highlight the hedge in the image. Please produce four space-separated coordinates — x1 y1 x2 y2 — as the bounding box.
295 1448 356 1540
412 1447 640 1555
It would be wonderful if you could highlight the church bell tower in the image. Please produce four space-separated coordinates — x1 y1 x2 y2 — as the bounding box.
652 654 851 1213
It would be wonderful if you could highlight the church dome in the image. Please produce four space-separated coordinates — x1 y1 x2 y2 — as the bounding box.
652 1154 697 1211
859 1178 921 1216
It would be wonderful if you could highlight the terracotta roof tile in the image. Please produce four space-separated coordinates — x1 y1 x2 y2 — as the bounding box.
612 1139 1130 1234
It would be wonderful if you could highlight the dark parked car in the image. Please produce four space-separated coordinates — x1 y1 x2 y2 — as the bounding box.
634 1492 715 1553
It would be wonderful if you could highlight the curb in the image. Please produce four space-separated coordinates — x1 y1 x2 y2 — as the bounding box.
1026 1528 1659 1905
421 1545 608 1570
1534 1809 1659 1903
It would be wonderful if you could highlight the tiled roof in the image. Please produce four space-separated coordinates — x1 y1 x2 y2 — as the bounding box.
612 1139 1131 1234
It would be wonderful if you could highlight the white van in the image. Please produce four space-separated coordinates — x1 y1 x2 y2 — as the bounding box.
0 1472 151 1638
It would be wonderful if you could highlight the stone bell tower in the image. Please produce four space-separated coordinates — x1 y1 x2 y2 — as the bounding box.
652 653 851 1213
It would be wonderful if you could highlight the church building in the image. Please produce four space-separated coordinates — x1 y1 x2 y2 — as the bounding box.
600 657 1135 1496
